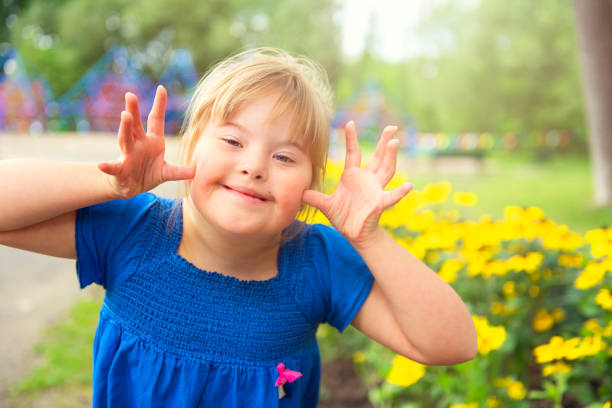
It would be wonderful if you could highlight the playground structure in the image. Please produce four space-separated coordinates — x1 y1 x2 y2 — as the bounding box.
0 47 577 155
0 47 197 135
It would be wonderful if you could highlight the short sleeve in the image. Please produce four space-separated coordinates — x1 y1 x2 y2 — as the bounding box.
75 192 160 290
303 224 374 333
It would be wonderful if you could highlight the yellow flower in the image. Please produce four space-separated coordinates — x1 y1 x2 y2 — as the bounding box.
486 397 500 408
534 336 566 363
406 210 435 231
502 281 516 299
542 361 571 376
507 380 527 400
585 227 612 259
567 335 605 359
529 285 540 297
453 192 478 206
504 206 545 224
603 402 611 408
584 318 603 335
551 308 565 322
493 377 513 387
386 355 426 387
574 262 607 290
353 351 366 364
473 316 506 355
379 208 406 229
491 301 504 315
482 260 508 279
423 181 452 203
596 289 612 311
533 308 554 332
605 322 612 338
450 404 477 408
542 224 584 251
506 253 543 273
438 259 463 284
558 253 584 268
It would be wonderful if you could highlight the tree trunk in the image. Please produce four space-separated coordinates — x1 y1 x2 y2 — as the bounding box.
572 0 612 206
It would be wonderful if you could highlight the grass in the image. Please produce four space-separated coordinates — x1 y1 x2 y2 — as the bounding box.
395 150 611 235
9 296 101 407
9 150 611 406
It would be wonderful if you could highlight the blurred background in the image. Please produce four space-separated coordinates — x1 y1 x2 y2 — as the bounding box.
1 0 612 407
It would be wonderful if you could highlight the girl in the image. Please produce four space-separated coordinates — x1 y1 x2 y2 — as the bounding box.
0 48 477 407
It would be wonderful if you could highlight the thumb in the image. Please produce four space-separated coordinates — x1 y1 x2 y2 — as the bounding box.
302 189 331 213
98 159 122 176
382 183 414 209
162 164 195 182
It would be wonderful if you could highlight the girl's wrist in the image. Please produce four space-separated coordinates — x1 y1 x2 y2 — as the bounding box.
99 171 127 200
348 225 388 254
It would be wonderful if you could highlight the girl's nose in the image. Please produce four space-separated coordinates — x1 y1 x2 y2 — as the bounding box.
240 167 264 180
239 154 267 180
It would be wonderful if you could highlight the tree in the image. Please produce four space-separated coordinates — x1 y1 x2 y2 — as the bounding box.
10 0 342 96
572 0 612 206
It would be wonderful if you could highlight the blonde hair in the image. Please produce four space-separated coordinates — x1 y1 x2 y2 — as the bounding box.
168 47 333 235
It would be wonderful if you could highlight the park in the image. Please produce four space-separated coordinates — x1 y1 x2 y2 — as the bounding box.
1 0 611 407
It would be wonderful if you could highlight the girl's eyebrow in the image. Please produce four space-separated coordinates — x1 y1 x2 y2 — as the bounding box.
223 121 249 134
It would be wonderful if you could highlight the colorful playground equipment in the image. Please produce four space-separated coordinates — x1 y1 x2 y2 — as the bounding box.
0 47 577 155
0 48 52 133
0 47 197 134
158 49 198 135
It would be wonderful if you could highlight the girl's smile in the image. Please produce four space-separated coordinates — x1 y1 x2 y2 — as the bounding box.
221 184 272 203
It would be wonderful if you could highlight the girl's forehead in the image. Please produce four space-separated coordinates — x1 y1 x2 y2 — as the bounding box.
219 97 310 147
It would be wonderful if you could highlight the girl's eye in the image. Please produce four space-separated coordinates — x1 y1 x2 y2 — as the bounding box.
222 138 242 147
274 154 294 164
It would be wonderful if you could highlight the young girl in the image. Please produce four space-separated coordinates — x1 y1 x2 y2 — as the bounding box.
0 48 477 407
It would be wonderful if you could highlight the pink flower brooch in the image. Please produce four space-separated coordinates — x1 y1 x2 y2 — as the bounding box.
275 363 302 399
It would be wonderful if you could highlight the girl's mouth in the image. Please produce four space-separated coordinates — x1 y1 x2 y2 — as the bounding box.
222 185 269 203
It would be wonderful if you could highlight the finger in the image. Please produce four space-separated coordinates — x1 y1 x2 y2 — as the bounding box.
382 183 415 209
147 85 167 137
97 159 122 176
365 125 397 173
344 121 361 169
117 111 133 154
302 189 331 213
162 164 195 182
376 138 400 186
125 92 145 138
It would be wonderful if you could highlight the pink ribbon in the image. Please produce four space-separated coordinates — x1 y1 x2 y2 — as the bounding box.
275 363 302 387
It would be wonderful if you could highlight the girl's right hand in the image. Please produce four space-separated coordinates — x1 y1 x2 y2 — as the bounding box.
98 85 195 199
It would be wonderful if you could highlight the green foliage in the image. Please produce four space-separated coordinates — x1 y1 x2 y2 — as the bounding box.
9 0 342 96
336 0 585 139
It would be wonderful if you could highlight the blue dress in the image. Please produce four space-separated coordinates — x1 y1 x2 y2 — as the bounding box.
75 193 374 407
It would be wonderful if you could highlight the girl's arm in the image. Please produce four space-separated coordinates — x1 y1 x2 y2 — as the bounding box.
0 86 194 257
302 121 477 366
0 160 116 231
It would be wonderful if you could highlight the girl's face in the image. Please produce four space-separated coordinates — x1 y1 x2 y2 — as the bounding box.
188 93 313 239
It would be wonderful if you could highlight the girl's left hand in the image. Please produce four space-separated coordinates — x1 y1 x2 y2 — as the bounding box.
302 121 414 247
